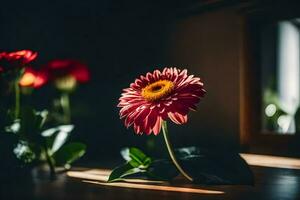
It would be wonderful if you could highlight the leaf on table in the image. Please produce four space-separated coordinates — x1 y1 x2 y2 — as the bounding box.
113 146 254 185
108 163 145 182
107 147 152 182
174 146 254 185
147 159 179 181
120 147 152 168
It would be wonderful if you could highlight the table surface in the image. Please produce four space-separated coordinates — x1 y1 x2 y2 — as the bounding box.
1 154 300 200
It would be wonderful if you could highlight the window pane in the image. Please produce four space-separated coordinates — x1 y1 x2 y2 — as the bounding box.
261 18 300 134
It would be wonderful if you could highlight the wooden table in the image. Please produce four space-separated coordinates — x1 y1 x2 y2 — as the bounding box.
1 154 300 200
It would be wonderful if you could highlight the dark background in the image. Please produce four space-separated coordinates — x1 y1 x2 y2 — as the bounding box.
0 0 247 162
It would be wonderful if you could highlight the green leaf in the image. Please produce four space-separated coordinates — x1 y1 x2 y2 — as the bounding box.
52 142 86 167
121 147 152 168
34 110 48 129
108 147 155 183
173 146 254 185
42 125 74 154
108 163 145 182
147 159 178 181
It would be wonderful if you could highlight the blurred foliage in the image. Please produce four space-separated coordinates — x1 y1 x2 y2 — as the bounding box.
4 107 86 171
262 88 289 132
0 54 89 178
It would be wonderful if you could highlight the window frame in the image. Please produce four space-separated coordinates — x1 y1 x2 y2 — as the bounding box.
239 4 300 157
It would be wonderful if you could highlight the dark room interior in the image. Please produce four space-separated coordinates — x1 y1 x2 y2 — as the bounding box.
1 0 300 199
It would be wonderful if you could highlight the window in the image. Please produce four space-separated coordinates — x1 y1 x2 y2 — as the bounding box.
261 19 300 134
240 4 300 156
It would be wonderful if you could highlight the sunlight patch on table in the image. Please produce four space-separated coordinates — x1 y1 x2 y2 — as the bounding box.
83 180 224 194
241 153 300 170
67 169 224 195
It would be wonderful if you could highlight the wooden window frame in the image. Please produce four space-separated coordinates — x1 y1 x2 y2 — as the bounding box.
239 3 300 157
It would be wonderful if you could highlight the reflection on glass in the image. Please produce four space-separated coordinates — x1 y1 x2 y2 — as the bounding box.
261 18 300 134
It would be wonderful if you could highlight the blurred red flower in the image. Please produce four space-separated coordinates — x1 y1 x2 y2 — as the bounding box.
19 67 48 88
44 59 90 83
118 67 206 135
0 50 37 73
43 59 90 91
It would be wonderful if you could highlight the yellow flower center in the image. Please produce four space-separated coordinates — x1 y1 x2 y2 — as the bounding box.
19 72 36 87
55 75 77 92
141 80 174 102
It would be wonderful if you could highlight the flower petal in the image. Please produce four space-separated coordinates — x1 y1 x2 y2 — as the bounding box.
153 117 162 135
168 112 188 124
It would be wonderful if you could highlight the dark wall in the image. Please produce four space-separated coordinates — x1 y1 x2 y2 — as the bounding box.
0 1 242 161
164 8 241 151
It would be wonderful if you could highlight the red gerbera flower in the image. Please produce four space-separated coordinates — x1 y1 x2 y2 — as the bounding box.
0 50 37 73
43 59 90 91
5 50 37 64
19 67 48 88
118 67 206 135
44 59 90 82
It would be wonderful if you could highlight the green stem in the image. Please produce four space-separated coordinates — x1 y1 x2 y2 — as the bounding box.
60 93 71 124
161 121 193 182
43 143 56 178
14 80 20 119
